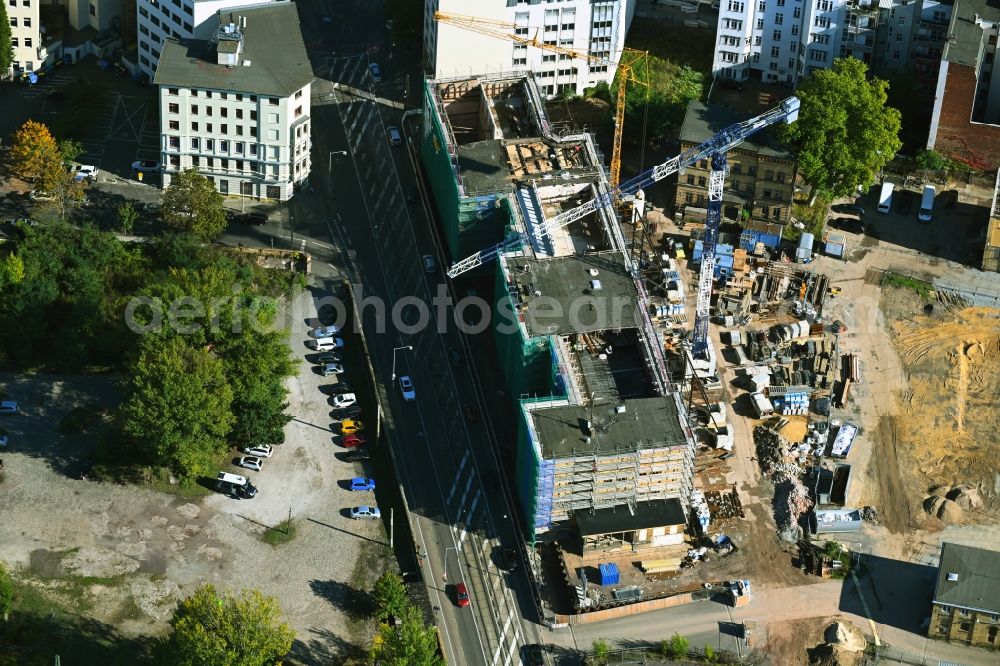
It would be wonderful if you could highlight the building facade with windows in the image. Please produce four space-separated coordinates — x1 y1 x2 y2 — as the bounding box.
872 0 952 91
135 0 274 79
6 0 41 77
928 542 1000 648
153 1 313 201
675 101 797 226
423 0 636 98
713 0 879 86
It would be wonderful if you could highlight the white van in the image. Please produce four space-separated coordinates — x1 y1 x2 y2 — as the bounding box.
313 337 345 351
918 185 935 222
215 472 257 498
877 182 894 214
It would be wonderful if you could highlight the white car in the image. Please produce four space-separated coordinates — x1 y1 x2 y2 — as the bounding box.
0 400 19 415
238 456 264 472
241 444 273 458
131 160 161 173
313 337 345 352
74 165 99 182
331 393 358 409
312 325 340 337
398 375 416 402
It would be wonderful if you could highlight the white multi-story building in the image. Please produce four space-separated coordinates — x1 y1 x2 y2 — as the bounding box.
153 1 313 201
424 0 637 98
6 0 40 77
713 0 879 87
136 0 274 79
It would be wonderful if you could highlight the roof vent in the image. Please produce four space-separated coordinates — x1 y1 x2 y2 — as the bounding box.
615 405 626 414
589 280 602 291
947 572 959 581
588 268 599 276
243 60 252 66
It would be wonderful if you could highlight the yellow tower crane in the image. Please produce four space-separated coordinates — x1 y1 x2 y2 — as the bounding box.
433 11 647 190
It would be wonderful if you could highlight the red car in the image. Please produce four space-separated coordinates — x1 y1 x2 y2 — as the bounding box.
342 434 367 448
455 582 470 607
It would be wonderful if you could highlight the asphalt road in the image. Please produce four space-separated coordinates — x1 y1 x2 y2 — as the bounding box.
221 1 543 663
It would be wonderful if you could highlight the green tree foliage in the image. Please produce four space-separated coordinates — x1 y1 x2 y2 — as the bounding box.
915 149 950 171
162 584 295 666
703 644 718 663
118 201 139 234
118 336 234 478
373 571 409 623
0 561 14 623
36 166 86 222
661 633 689 659
0 253 25 288
161 169 227 240
616 59 704 141
0 2 14 80
781 57 902 200
591 639 611 664
57 138 85 164
368 605 443 666
7 120 63 189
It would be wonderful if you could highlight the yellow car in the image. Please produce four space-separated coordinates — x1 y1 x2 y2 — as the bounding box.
341 419 365 434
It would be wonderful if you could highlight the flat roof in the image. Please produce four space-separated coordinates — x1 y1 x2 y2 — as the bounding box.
154 2 313 97
457 141 512 193
934 542 1000 613
680 101 794 160
944 0 1000 67
531 397 686 458
576 498 686 536
506 252 641 337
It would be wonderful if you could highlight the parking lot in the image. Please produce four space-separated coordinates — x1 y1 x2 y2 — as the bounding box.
0 57 160 185
0 290 387 661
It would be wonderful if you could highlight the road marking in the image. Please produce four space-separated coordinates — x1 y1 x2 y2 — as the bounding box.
445 451 471 505
490 616 514 666
310 240 333 250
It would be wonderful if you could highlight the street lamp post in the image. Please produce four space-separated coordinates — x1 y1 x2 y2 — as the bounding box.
391 345 413 381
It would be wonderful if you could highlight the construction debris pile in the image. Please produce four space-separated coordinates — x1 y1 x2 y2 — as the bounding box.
922 484 984 523
754 425 814 539
706 487 745 520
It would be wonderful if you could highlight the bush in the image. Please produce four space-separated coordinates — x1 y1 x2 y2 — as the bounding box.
661 633 689 659
915 149 949 171
591 639 611 664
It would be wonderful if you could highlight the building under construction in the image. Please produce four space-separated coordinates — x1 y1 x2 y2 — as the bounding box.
420 70 698 545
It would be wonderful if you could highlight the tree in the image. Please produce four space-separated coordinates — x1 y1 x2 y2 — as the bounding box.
617 60 704 142
780 57 902 201
7 120 62 189
0 561 13 623
161 169 227 240
661 633 689 659
161 584 294 666
58 138 84 164
916 149 949 171
36 167 86 222
0 1 13 81
368 605 443 666
373 571 409 623
591 639 611 664
118 201 139 234
117 336 235 478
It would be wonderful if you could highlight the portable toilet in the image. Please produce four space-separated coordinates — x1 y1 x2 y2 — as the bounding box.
796 233 814 263
598 563 620 586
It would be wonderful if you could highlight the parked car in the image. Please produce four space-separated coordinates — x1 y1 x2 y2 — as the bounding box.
233 212 267 225
215 471 257 498
330 393 358 409
454 582 470 607
398 375 416 401
422 254 437 274
523 644 546 666
344 449 372 463
499 547 518 572
350 505 381 520
317 352 343 364
350 477 375 492
333 406 363 419
831 203 865 216
387 126 402 146
74 165 98 182
0 400 20 415
323 363 345 376
342 433 367 448
238 455 264 472
829 217 865 234
313 337 345 351
241 444 273 458
341 419 364 434
131 160 161 173
312 325 340 337
368 62 382 83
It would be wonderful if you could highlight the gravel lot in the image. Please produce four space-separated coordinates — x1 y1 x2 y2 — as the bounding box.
0 290 386 661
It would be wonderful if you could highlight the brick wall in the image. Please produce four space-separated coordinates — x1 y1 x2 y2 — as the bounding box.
929 603 1000 648
933 63 1000 171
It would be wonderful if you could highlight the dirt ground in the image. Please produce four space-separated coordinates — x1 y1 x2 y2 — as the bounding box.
877 286 1000 526
764 615 843 666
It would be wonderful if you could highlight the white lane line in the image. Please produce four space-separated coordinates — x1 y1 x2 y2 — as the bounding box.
445 451 471 505
310 240 334 250
490 616 514 666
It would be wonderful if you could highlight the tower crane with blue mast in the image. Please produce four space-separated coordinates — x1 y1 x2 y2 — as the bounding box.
446 96 800 362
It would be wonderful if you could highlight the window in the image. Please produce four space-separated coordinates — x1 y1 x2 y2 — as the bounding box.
151 16 160 27
236 160 244 171
220 124 227 134
814 17 830 28
728 0 744 8
268 113 278 124
206 124 212 133
183 21 192 31
810 49 828 63
191 105 198 114
220 107 227 117
206 139 214 151
757 18 764 30
139 6 148 17
220 93 227 100
775 13 783 25
896 33 903 42
140 56 150 66
191 138 200 150
295 105 303 118
23 17 30 27
698 176 707 186
220 141 229 152
169 103 179 113
267 129 279 141
169 136 180 149
191 122 199 131
764 189 772 198
151 33 161 44
792 25 799 36
235 109 242 119
758 1 765 10
250 110 257 121
250 95 257 102
9 17 16 27
236 125 243 136
773 30 781 41
249 127 256 138
168 120 179 130
236 94 243 102
89 3 95 16
235 141 244 154
206 106 213 116
769 61 778 71
771 46 780 57
219 179 227 194
773 208 781 219
268 98 278 106
762 205 769 216
295 90 302 99
794 7 801 18
221 158 229 169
